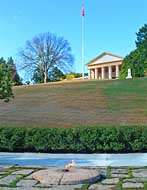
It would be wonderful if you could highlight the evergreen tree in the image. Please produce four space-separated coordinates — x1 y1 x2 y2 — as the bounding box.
136 24 147 69
32 66 65 83
32 66 44 83
7 57 22 85
0 58 13 101
136 24 147 49
49 67 65 82
120 49 145 78
120 24 147 78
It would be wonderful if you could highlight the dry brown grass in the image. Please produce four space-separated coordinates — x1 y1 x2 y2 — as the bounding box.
0 78 147 128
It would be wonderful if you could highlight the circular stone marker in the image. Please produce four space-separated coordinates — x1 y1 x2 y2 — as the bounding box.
33 167 101 185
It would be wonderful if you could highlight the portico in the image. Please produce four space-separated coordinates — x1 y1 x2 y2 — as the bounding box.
87 52 123 79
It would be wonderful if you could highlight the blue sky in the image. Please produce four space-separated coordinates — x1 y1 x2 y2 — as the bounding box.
0 0 147 76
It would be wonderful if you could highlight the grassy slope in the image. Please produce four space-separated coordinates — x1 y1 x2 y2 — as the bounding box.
0 78 147 128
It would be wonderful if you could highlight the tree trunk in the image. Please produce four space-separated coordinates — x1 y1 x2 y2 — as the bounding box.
44 71 47 83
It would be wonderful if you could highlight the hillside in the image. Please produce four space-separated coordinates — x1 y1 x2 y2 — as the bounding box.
0 78 147 128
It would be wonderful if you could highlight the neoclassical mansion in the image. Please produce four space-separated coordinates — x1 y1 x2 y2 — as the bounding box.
87 52 123 79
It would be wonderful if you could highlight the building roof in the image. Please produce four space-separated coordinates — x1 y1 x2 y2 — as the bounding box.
87 52 124 66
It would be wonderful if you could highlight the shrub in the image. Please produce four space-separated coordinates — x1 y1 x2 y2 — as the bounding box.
65 73 74 80
0 126 147 153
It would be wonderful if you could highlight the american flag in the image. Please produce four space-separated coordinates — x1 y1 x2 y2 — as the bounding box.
82 5 85 16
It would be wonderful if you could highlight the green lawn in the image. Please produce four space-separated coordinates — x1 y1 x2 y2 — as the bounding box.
0 78 147 128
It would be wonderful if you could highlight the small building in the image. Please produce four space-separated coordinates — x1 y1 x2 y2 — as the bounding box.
87 52 123 79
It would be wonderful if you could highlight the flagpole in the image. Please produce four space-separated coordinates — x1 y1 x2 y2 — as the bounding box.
82 5 85 79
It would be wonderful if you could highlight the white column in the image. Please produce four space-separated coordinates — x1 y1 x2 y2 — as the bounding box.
116 65 119 78
88 70 90 79
92 70 94 79
108 66 112 79
95 68 98 79
102 67 105 79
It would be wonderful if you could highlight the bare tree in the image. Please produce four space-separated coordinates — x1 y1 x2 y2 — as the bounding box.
18 32 74 83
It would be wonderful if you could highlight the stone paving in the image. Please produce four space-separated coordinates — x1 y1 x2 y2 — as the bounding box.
1 165 147 189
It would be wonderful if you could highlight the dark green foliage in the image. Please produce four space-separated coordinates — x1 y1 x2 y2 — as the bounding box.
120 24 147 78
0 56 21 101
136 24 147 50
120 49 145 78
0 58 13 101
73 72 82 78
32 66 65 83
0 127 26 151
135 24 147 70
7 57 22 85
32 66 44 83
0 126 147 153
49 67 65 82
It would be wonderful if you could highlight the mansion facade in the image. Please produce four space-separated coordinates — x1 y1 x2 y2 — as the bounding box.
87 52 123 79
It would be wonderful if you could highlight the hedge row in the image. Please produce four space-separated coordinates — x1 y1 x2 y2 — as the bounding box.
0 126 147 153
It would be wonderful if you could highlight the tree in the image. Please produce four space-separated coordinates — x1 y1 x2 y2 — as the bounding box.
19 32 74 83
136 24 147 49
32 67 44 84
49 67 65 82
7 57 22 85
136 24 147 69
0 58 13 101
120 49 145 78
120 24 147 78
32 66 65 83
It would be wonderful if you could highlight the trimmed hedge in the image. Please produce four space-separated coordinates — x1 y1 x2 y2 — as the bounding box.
0 126 147 153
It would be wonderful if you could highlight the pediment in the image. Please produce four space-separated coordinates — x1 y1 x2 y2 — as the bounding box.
87 52 123 66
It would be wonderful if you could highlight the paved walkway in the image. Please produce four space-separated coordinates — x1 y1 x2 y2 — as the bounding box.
1 165 147 189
